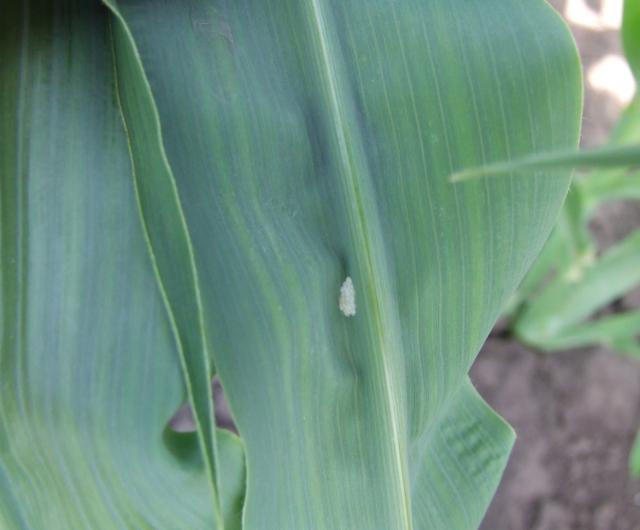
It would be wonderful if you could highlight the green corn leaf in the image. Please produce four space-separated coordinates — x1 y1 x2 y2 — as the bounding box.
449 92 640 184
102 1 580 528
579 96 640 208
0 3 244 528
450 144 640 182
522 311 640 355
623 0 640 80
450 0 640 186
107 4 225 524
503 207 595 320
1 1 582 529
514 229 640 351
630 431 640 477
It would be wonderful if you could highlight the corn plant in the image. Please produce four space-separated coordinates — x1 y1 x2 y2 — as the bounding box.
1 1 583 528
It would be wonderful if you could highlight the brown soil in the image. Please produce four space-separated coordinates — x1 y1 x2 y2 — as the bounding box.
473 340 640 530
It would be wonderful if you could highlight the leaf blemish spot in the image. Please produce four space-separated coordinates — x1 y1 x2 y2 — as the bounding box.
339 276 356 317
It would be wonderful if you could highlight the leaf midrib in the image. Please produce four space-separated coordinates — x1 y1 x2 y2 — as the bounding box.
307 1 413 528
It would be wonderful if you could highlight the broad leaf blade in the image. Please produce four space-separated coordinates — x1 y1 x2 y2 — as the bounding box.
411 380 514 528
105 1 581 529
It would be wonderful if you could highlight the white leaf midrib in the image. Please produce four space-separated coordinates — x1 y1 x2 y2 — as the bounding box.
307 1 413 528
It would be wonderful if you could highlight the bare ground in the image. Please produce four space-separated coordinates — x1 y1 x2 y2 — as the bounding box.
473 339 640 530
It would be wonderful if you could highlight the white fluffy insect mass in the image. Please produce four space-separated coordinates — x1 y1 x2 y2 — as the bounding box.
339 276 356 317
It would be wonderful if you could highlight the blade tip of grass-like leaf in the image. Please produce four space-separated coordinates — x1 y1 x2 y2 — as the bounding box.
449 167 488 183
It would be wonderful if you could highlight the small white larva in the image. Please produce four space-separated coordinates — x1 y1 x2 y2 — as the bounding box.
339 276 356 317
